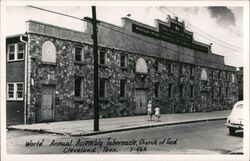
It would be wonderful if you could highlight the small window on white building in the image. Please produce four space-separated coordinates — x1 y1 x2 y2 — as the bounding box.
8 44 15 61
7 84 14 99
17 43 24 60
42 41 56 63
7 83 24 100
7 43 25 61
16 83 24 99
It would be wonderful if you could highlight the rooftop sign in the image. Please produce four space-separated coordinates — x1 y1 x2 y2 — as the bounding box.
132 22 208 53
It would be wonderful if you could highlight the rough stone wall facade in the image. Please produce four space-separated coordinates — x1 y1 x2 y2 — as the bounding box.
236 67 243 100
25 20 238 123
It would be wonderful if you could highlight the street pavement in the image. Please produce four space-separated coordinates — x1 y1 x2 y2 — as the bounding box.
7 110 230 136
6 120 243 154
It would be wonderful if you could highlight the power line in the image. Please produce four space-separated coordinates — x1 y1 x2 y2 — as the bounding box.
98 6 241 54
184 26 241 53
26 5 236 68
27 5 86 22
186 21 242 50
158 6 243 51
159 7 242 52
27 5 242 52
159 7 243 51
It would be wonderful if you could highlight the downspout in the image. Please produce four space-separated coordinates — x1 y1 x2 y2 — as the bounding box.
20 34 28 125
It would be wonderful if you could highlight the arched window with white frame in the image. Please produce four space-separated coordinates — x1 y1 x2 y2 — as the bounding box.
135 58 148 74
42 41 56 63
200 69 208 81
231 73 236 83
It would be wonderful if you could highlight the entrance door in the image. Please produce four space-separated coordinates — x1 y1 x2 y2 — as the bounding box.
41 86 55 121
135 89 147 114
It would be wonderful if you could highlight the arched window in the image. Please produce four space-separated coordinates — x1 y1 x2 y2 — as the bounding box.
135 58 148 74
231 74 235 83
200 69 208 81
42 41 56 63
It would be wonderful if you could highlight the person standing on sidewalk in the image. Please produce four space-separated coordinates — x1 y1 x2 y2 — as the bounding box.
155 106 161 122
147 100 153 121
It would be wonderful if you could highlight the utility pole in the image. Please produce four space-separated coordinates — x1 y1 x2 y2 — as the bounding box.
85 6 100 131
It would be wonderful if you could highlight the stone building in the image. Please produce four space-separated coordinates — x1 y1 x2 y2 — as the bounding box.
6 17 238 125
236 67 243 100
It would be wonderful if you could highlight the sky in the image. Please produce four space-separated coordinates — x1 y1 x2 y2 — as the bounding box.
5 5 244 67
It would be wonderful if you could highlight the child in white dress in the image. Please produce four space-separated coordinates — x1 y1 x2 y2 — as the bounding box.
155 106 161 122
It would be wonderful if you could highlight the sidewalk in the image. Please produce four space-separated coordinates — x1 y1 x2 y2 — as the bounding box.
7 110 230 136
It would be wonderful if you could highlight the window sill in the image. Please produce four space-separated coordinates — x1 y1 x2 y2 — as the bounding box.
7 99 24 101
120 98 128 102
200 89 210 92
99 64 108 68
7 59 24 63
74 61 88 65
155 71 161 75
99 98 109 102
74 98 85 102
120 67 128 71
201 79 208 82
135 72 148 76
42 62 57 66
40 81 57 85
154 97 161 101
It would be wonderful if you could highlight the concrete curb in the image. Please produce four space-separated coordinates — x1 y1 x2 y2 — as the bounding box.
72 118 227 136
7 118 227 137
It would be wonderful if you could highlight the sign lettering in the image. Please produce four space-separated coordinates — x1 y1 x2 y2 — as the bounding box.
132 23 208 52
